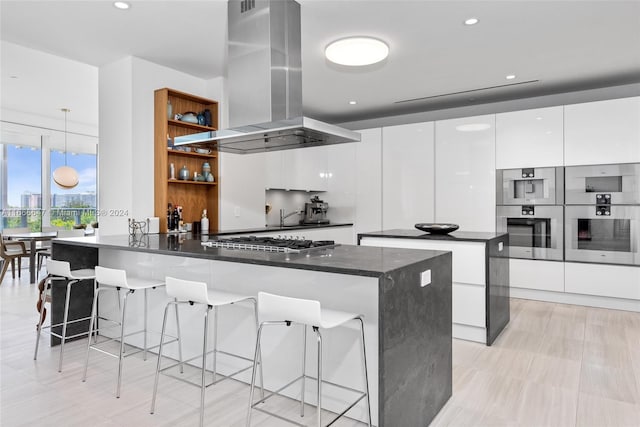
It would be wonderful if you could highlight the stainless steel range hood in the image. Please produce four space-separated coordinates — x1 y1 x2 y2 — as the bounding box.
173 0 360 153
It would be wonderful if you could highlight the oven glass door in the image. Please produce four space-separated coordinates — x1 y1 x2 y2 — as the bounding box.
566 205 640 265
497 205 563 260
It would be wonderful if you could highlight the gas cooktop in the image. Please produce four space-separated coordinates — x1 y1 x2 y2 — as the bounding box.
201 236 336 253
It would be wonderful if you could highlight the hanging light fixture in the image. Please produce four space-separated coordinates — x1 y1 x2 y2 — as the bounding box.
52 108 79 189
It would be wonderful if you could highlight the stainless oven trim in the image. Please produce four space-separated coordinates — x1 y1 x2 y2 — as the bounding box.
565 205 640 265
565 163 640 205
497 205 564 261
497 167 564 205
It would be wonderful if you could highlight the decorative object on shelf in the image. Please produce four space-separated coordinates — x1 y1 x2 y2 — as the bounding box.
169 163 175 180
52 108 79 189
195 148 211 154
178 165 190 180
197 112 205 126
202 161 211 177
167 133 173 148
201 209 209 233
206 173 215 183
177 112 199 123
204 109 212 127
167 100 173 120
128 218 148 236
414 223 460 234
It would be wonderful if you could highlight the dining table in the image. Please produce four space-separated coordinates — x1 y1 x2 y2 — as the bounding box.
7 231 58 283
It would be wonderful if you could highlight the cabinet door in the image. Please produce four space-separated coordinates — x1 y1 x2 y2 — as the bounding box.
565 97 640 166
382 121 435 229
435 115 496 232
496 106 564 168
354 128 382 240
283 146 328 191
565 262 640 300
264 151 283 190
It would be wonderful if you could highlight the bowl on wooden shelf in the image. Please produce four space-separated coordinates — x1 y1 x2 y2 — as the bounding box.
414 223 459 234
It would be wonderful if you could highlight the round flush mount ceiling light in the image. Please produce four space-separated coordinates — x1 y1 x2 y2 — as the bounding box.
456 123 491 132
506 74 516 80
325 37 389 66
349 100 357 105
113 2 130 10
464 18 479 25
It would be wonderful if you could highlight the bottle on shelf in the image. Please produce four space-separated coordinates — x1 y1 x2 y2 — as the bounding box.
172 206 181 231
201 209 209 234
167 203 174 231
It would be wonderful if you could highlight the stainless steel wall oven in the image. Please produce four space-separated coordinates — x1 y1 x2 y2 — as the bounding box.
497 205 564 261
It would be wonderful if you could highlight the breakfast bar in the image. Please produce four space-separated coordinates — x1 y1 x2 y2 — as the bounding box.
51 234 453 426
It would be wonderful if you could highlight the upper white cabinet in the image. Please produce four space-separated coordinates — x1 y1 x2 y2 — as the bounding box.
381 122 435 229
265 146 328 191
564 96 640 166
435 115 496 232
496 106 564 168
354 128 382 239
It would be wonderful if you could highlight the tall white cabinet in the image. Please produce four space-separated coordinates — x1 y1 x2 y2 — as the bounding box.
354 128 383 240
435 115 496 232
564 96 640 166
381 122 435 229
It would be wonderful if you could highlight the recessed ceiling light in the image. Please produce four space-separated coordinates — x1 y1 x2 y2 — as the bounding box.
456 123 491 132
464 18 479 26
349 101 357 105
506 74 516 80
113 2 130 10
536 117 543 120
325 37 389 66
9 75 18 79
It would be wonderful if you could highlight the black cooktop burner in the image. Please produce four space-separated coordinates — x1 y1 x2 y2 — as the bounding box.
202 236 336 253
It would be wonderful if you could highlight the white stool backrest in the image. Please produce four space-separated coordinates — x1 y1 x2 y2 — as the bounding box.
166 276 210 305
95 266 129 288
47 259 73 278
258 292 322 326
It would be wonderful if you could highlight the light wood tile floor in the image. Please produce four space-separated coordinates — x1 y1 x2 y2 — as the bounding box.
2 272 639 426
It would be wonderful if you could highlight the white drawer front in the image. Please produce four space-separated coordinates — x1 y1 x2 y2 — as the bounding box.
565 262 640 300
360 237 486 285
510 259 564 292
453 283 486 327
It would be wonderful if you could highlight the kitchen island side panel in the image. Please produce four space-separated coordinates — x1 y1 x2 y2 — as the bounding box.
379 252 452 426
487 234 510 345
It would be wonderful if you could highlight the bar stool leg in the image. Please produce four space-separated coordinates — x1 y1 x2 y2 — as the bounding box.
116 290 132 398
174 298 184 374
358 317 372 427
83 287 103 382
150 301 173 414
34 279 50 360
246 322 266 427
58 280 75 372
200 306 211 427
252 299 264 399
314 327 322 427
300 325 307 417
212 306 218 381
143 288 148 361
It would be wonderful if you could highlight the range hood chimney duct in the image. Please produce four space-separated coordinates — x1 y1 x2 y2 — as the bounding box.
174 0 360 153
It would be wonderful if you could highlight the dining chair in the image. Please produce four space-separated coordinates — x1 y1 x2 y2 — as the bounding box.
0 232 31 284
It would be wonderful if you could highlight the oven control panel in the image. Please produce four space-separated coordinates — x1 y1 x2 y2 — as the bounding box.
521 205 535 216
595 193 611 205
596 205 611 216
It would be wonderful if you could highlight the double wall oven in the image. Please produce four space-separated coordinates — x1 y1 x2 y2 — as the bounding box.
496 167 564 261
564 163 640 266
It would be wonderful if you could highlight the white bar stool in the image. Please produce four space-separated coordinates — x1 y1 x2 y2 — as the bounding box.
247 292 372 427
150 276 263 427
34 259 96 372
82 266 179 398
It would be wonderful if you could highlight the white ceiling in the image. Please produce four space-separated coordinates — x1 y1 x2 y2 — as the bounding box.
2 0 640 124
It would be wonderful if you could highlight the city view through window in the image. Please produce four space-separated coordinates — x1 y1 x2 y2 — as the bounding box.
1 128 98 232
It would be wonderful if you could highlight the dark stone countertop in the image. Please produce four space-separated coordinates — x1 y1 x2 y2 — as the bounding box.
53 234 448 278
210 222 353 236
358 229 508 243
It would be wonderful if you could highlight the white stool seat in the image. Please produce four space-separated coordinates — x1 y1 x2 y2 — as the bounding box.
315 307 360 329
258 292 360 329
165 276 251 306
47 259 96 280
67 268 97 280
95 266 163 290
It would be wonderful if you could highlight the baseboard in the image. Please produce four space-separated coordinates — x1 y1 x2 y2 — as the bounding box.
510 288 640 312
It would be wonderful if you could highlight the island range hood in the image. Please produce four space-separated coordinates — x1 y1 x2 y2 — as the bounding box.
173 0 360 154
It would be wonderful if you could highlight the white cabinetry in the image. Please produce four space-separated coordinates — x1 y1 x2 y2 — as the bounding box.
565 262 640 300
510 259 564 292
435 115 496 232
265 146 328 191
564 96 640 166
381 122 435 229
354 128 382 240
496 106 564 168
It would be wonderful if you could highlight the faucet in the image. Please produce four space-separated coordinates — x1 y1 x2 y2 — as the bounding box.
279 208 302 227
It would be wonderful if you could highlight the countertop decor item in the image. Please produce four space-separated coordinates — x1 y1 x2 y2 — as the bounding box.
52 108 79 189
414 223 460 234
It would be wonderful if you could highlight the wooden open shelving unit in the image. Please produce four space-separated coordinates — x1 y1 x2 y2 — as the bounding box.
154 88 219 233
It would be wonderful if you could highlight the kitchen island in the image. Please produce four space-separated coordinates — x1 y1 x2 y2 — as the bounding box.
359 229 510 345
51 234 452 426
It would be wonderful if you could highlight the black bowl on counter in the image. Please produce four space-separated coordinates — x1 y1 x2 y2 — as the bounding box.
414 223 459 234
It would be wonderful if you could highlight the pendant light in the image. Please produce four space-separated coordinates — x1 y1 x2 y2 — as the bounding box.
52 108 79 189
